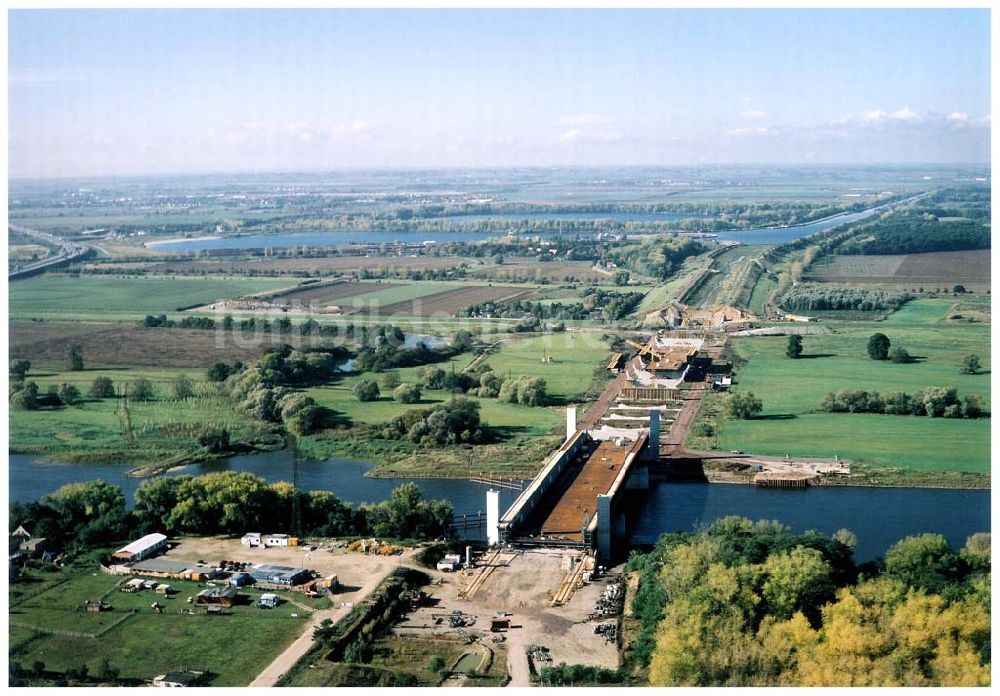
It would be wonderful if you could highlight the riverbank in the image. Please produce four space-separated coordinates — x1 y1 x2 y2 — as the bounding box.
296 428 558 479
695 460 990 490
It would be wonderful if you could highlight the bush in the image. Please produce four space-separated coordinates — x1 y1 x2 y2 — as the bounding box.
381 372 401 390
67 344 84 372
88 376 115 399
354 379 381 402
785 335 803 359
58 383 81 406
428 656 446 674
889 347 912 364
207 362 232 382
129 379 156 402
197 426 230 453
867 333 891 360
393 383 422 404
10 382 39 411
420 366 447 390
961 354 981 374
725 391 762 419
171 374 195 400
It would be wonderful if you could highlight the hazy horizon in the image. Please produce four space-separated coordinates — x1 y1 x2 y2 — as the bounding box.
9 8 991 178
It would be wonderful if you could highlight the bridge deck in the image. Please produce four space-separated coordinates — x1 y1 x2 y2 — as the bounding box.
538 438 640 541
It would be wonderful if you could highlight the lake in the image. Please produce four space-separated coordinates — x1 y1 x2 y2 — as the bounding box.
9 452 988 563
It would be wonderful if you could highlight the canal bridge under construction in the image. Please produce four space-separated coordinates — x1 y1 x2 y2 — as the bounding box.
483 331 726 561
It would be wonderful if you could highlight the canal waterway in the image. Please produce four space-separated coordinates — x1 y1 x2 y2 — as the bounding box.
145 201 896 252
9 452 988 563
631 480 990 564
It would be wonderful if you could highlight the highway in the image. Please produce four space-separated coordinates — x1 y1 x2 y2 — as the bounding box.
8 224 90 279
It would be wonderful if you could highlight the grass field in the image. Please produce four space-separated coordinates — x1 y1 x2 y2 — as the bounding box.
716 298 991 474
305 376 563 439
745 273 777 316
9 275 291 319
8 367 276 465
9 321 295 369
633 254 712 316
9 554 306 685
477 333 612 402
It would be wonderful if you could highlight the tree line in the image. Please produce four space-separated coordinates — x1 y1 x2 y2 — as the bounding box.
626 517 990 687
779 287 911 313
9 474 454 554
459 288 644 321
818 386 986 419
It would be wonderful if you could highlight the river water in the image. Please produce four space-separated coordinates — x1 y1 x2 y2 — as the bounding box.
9 452 988 563
145 203 889 252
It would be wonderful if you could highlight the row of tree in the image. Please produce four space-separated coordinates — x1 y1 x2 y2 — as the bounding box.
817 387 986 419
9 474 454 552
459 288 644 322
780 287 911 313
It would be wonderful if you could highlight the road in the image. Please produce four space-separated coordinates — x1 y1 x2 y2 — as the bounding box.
9 224 90 279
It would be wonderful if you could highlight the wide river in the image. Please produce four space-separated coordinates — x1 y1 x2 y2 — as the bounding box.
145 203 890 252
10 452 988 563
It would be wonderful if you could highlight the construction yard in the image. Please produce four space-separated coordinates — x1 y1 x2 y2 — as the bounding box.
8 537 414 687
395 547 622 686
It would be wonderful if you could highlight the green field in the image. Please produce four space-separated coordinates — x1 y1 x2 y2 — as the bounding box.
9 275 291 319
476 333 611 402
9 367 276 466
717 298 991 473
305 375 563 438
9 556 306 685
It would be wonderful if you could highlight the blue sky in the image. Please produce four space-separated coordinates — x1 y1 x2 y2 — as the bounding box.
8 8 991 177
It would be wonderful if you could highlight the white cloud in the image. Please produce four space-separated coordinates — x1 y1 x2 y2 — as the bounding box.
889 106 918 121
555 113 613 126
557 128 624 144
725 126 779 138
947 111 970 122
741 109 769 119
833 106 929 126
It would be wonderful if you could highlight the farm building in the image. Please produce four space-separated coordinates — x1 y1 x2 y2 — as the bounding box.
130 557 219 581
228 572 254 587
21 537 48 558
265 533 298 547
113 533 167 562
248 563 311 588
121 578 145 592
258 593 280 609
195 586 240 607
241 532 299 548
